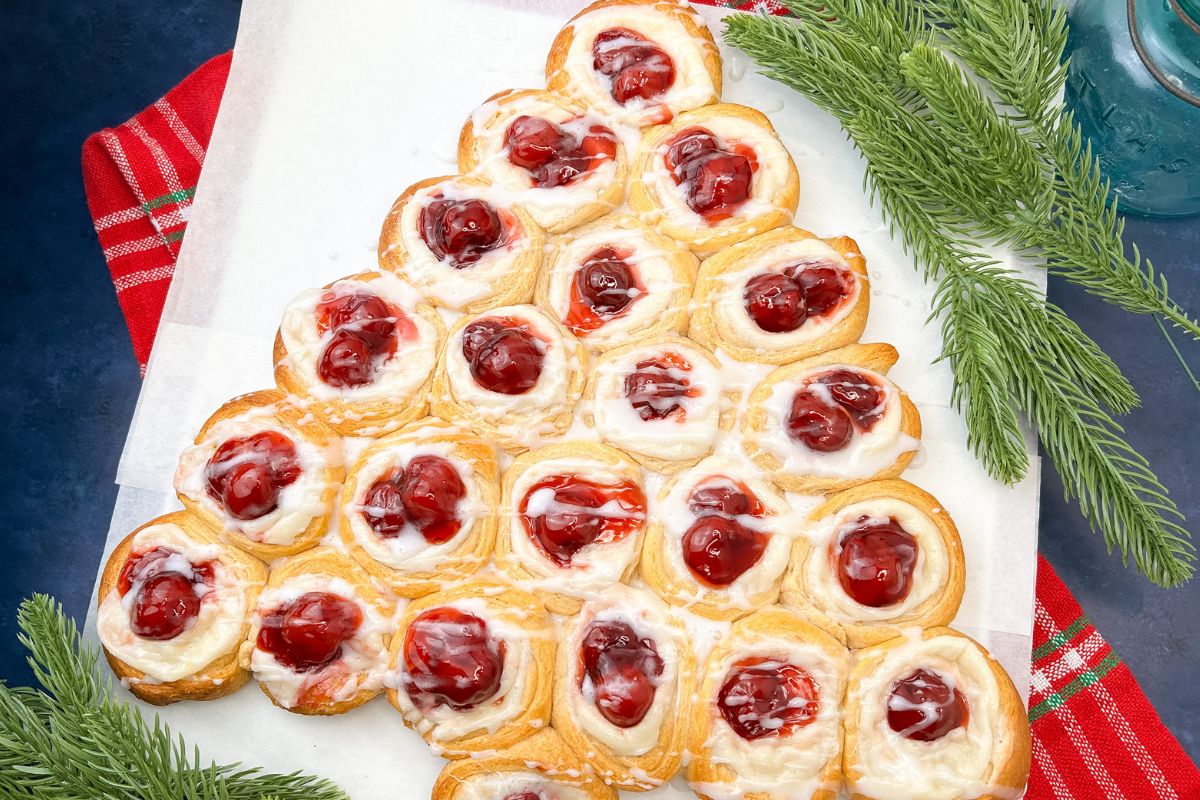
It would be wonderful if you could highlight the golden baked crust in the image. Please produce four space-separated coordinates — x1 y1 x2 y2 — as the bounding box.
176 388 343 561
338 416 499 598
238 547 392 716
689 226 870 365
740 342 922 494
842 628 1032 800
430 728 618 800
377 174 545 314
457 88 626 233
628 103 800 257
96 510 267 705
272 270 446 436
388 579 555 757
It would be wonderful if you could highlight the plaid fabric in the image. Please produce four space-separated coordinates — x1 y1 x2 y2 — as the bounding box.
81 10 1199 798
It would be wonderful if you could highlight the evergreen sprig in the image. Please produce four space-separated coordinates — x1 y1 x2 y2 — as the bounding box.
725 0 1195 586
0 595 350 800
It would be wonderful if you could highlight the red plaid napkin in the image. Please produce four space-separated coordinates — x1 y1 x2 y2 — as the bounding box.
82 35 1199 800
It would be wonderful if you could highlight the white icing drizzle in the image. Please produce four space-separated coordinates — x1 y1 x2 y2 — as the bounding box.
452 771 590 800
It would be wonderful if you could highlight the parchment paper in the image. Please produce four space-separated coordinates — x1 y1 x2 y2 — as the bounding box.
86 2 1041 797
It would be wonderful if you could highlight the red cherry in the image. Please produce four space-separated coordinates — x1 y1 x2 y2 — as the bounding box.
318 329 378 389
564 247 645 336
505 115 617 188
744 272 806 333
718 658 820 741
129 573 201 641
400 455 466 544
118 547 215 596
504 793 542 800
623 355 696 422
790 262 853 318
887 668 969 742
520 475 647 566
592 28 676 105
506 115 564 170
687 477 765 519
419 196 504 267
786 390 854 452
816 369 885 430
361 467 407 539
664 128 755 222
836 516 918 607
579 620 664 728
461 318 546 395
403 607 505 710
205 431 300 521
257 592 363 672
681 516 768 586
315 291 397 350
665 130 720 174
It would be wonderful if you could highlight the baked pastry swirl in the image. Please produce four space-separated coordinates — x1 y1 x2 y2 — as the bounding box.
582 334 725 472
687 608 850 800
458 89 625 233
545 0 721 128
338 417 499 598
388 580 555 757
552 587 695 790
273 271 445 436
640 455 797 621
534 214 696 351
629 103 800 256
97 511 267 705
430 304 587 452
782 479 966 648
740 343 922 494
378 175 544 313
431 728 617 800
496 441 648 615
174 389 344 560
239 547 392 715
843 628 1032 800
689 226 870 365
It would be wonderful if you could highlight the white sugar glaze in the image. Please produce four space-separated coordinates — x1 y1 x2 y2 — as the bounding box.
452 771 590 800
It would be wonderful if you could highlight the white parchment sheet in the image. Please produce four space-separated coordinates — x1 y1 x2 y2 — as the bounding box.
86 2 1041 798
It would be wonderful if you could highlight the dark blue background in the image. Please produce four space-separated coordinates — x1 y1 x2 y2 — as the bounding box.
1 0 1197 763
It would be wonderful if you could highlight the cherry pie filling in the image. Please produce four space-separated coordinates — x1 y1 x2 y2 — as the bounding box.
664 127 758 223
623 351 700 422
785 368 887 453
460 316 549 395
592 27 676 111
118 547 216 641
834 515 918 607
886 668 969 742
681 477 769 586
403 607 506 711
519 475 648 566
361 455 467 544
718 657 820 741
257 591 363 673
204 431 302 521
743 259 855 334
418 193 514 268
314 288 416 389
504 114 617 188
564 245 645 335
579 619 664 728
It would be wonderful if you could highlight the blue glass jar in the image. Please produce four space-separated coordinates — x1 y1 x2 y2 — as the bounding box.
1065 0 1200 217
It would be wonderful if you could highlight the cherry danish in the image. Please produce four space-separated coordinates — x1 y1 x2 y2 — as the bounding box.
204 431 301 521
403 607 505 711
520 475 647 566
592 27 676 107
579 619 664 728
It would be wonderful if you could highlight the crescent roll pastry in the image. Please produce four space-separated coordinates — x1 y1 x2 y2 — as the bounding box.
582 334 726 472
740 343 922 494
430 304 587 452
545 0 721 128
843 628 1032 800
273 271 445 436
174 389 343 560
96 511 267 705
687 608 850 800
458 89 625 234
551 587 695 790
534 214 696 351
431 728 617 800
338 417 500 599
640 455 797 621
378 175 544 314
239 547 392 715
782 480 965 649
629 103 800 257
388 580 555 757
496 441 649 615
689 227 870 365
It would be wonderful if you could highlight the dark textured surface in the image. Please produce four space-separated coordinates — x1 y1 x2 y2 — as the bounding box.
1 0 1197 765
